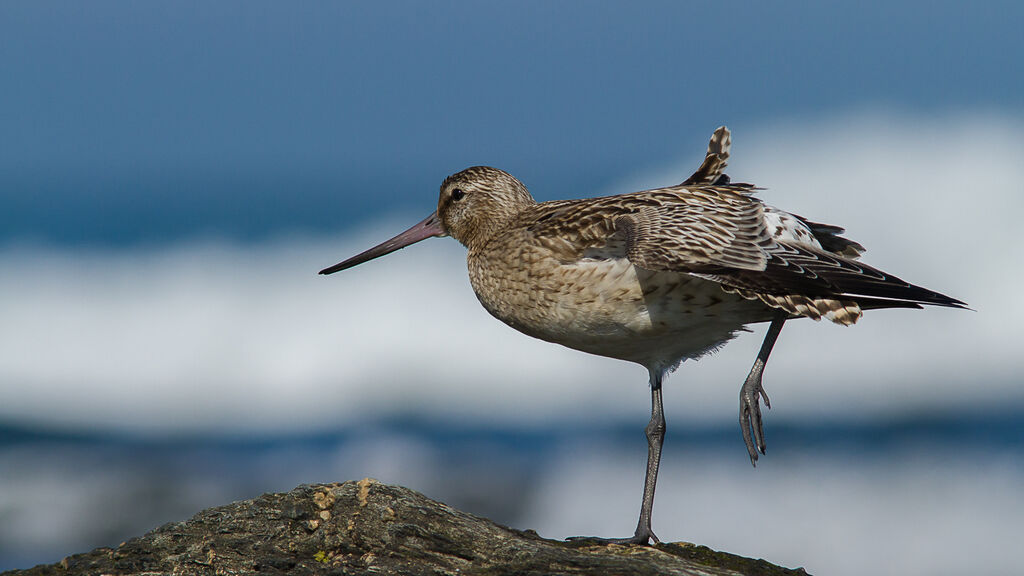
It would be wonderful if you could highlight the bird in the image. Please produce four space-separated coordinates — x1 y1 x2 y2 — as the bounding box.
319 127 966 545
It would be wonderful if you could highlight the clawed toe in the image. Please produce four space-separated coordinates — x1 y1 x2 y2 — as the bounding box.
740 381 768 465
566 529 659 546
741 366 770 467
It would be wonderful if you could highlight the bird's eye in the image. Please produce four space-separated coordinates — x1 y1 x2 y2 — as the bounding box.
451 188 466 201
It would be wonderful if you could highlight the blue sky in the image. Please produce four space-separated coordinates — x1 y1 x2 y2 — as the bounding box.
2 1 1021 245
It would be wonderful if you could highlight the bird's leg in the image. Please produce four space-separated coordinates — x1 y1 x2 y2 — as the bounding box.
567 369 665 546
740 310 787 466
631 369 665 544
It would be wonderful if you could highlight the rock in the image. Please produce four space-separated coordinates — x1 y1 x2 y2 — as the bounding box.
4 479 808 575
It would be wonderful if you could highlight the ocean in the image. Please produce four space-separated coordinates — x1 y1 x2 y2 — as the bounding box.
2 413 1021 575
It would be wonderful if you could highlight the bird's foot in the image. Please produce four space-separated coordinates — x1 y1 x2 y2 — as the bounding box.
566 527 659 546
739 367 771 466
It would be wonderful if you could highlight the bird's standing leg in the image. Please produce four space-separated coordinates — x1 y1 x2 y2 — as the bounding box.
567 369 665 545
631 368 666 544
740 310 787 465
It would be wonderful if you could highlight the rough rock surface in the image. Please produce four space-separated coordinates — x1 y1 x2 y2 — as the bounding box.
5 479 809 575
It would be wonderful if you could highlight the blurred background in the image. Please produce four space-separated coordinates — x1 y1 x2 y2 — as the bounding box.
1 2 1021 575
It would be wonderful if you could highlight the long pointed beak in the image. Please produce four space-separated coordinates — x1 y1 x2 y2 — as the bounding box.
319 212 445 275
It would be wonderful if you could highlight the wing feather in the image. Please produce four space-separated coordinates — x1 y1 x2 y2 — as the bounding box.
695 241 966 308
616 188 773 272
609 191 965 313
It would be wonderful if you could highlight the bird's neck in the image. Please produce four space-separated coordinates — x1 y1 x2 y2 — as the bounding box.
461 197 536 251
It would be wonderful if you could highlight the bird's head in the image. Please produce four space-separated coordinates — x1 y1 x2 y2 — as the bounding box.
319 166 534 275
437 166 534 248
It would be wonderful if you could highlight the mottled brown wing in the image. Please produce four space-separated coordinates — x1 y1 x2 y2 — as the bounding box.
612 190 966 310
616 188 773 272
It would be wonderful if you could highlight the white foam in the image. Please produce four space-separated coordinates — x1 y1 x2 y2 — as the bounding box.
0 113 1020 432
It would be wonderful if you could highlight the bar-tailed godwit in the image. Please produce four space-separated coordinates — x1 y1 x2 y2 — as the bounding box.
320 127 966 544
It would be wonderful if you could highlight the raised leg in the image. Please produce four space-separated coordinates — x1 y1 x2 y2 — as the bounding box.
740 311 786 466
568 369 665 545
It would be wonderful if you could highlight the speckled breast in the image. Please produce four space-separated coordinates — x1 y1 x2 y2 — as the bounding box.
465 245 771 367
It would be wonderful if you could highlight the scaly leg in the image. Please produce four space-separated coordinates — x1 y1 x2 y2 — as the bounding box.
568 368 666 545
740 311 786 466
630 368 665 543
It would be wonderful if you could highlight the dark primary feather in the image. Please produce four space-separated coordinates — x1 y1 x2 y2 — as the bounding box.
698 241 966 309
